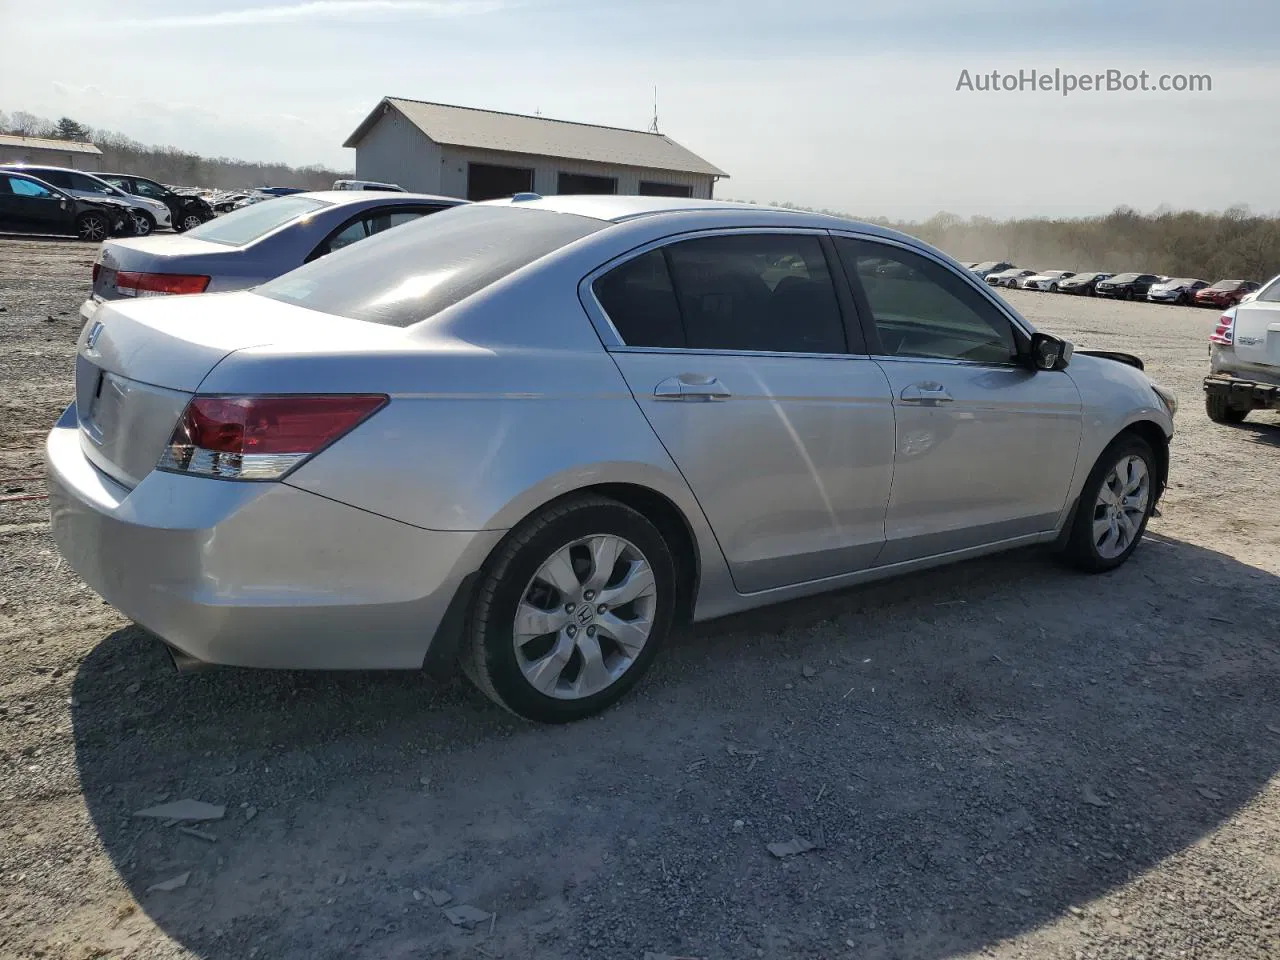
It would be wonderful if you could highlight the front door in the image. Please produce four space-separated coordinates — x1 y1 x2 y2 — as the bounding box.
590 232 896 593
2 175 70 234
833 236 1083 565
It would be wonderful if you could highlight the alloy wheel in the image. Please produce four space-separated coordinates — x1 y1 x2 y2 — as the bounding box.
181 213 203 231
133 214 152 236
512 535 657 700
78 215 106 242
1092 455 1150 559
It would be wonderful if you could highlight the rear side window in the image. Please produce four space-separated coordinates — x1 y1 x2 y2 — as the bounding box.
594 233 846 354
185 195 330 247
592 249 684 348
257 204 605 328
30 169 71 189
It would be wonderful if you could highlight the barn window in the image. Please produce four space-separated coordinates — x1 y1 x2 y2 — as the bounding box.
557 172 616 195
466 162 534 201
638 181 692 198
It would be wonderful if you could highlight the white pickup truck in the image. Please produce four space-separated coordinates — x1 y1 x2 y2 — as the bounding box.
1204 274 1280 423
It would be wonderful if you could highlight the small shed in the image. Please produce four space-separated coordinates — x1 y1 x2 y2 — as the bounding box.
0 135 103 171
344 97 727 201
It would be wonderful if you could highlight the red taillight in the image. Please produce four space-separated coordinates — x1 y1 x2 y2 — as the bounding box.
1209 311 1235 345
158 394 388 480
115 271 211 296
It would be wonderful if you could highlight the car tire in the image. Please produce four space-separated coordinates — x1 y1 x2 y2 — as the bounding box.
1063 433 1157 573
1205 393 1249 424
178 212 203 232
462 494 677 723
132 212 155 236
74 212 109 242
1049 283 1058 293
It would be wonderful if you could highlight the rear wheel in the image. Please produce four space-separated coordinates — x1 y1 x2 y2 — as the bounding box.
463 495 676 723
1063 434 1156 572
75 212 108 242
1205 393 1249 424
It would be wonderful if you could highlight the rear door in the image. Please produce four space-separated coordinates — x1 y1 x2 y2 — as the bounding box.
586 230 896 593
1231 281 1280 370
833 235 1082 564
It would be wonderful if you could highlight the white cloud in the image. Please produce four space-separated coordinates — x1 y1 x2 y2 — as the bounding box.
123 0 504 29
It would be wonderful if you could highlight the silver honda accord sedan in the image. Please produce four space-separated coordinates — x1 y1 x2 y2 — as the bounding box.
80 190 463 323
47 196 1176 723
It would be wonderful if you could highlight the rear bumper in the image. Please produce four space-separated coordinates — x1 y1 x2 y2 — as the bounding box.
1203 374 1280 409
46 404 503 670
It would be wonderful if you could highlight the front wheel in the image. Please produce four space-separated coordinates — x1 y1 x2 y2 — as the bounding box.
1063 434 1156 573
132 212 155 236
463 495 676 723
75 211 109 242
178 211 204 232
1205 393 1249 424
1048 283 1058 293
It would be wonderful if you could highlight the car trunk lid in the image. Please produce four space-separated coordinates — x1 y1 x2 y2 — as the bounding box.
93 235 231 300
1230 300 1280 367
74 291 383 489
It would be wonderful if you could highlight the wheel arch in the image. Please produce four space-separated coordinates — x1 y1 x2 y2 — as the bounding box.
1117 419 1170 503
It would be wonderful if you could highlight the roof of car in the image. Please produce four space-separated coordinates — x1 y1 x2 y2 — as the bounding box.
297 190 464 205
0 163 92 173
479 194 906 237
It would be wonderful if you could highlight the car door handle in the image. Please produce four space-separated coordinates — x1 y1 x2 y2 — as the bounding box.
653 375 732 401
899 382 954 404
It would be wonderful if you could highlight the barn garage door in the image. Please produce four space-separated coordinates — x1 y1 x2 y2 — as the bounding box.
467 163 534 201
557 172 616 195
639 181 692 198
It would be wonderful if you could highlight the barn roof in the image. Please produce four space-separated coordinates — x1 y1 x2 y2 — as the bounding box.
344 97 727 178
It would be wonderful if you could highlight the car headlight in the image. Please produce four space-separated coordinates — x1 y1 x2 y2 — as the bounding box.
1150 380 1178 416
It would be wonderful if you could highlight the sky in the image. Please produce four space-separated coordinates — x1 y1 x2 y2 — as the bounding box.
1 0 1277 220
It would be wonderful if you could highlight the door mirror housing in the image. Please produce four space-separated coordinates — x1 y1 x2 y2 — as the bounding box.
1028 332 1072 371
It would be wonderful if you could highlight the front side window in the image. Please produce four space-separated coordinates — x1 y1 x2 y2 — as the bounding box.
836 238 1017 365
68 173 115 195
6 176 55 199
132 178 170 199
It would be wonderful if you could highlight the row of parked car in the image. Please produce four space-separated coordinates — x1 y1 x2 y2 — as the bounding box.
0 163 217 240
966 262 1263 308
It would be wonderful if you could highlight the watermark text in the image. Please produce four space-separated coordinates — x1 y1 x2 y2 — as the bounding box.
955 68 1212 96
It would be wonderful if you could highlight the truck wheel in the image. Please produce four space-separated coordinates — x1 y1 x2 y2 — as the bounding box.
1205 393 1248 424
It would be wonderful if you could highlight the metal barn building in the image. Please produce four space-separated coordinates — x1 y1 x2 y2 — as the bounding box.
0 135 102 171
343 97 727 201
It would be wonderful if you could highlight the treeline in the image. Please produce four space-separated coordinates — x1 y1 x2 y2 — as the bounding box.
746 201 1280 283
0 109 350 192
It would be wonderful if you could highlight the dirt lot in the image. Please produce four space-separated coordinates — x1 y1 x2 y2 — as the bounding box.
1 237 1278 960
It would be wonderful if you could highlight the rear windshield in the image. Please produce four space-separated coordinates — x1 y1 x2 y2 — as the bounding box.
184 195 330 246
255 204 606 328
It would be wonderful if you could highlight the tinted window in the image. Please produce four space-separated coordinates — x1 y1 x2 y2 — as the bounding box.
68 173 115 194
257 204 605 328
836 238 1016 364
1109 273 1139 282
184 195 329 246
5 176 55 199
132 178 170 199
593 249 684 348
29 169 71 189
662 234 846 353
312 207 445 259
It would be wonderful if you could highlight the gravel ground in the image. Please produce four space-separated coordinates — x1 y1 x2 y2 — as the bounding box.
1 237 1278 960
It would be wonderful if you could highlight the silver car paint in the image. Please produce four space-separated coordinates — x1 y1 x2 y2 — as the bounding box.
48 197 1174 671
85 191 463 303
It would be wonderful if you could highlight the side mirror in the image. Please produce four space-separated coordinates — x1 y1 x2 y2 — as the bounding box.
1029 332 1072 371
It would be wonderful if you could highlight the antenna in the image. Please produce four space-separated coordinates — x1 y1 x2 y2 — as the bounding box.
648 86 659 133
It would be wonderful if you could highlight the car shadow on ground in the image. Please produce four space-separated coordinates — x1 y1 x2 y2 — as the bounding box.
1234 417 1280 448
71 533 1280 959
